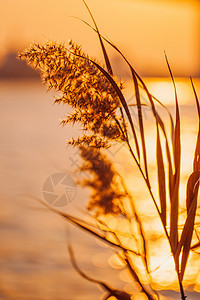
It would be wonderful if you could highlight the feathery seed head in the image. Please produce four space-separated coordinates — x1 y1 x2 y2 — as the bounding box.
19 41 126 148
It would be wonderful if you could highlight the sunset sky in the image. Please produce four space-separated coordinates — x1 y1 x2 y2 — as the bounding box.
1 0 200 76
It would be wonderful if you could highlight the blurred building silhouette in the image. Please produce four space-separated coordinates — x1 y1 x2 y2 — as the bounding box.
0 52 40 79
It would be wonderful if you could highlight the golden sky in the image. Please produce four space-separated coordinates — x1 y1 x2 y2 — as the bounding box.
1 0 200 76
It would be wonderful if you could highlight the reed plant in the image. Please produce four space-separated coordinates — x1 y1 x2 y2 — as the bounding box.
19 1 200 299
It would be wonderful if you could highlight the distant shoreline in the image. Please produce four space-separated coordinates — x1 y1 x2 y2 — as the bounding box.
0 52 40 80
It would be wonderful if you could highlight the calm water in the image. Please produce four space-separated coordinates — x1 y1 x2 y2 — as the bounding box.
0 79 200 300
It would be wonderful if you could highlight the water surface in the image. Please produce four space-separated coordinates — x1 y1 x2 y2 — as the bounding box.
0 78 200 299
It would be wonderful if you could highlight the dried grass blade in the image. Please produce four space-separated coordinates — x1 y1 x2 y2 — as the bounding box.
180 205 198 281
74 14 174 134
82 0 113 75
165 53 181 253
191 241 200 250
156 126 167 227
82 0 129 145
144 92 175 137
153 96 175 160
156 113 173 202
129 69 173 201
191 77 200 118
68 243 112 290
76 19 175 184
129 199 149 271
73 19 174 237
131 71 150 187
175 200 197 258
59 212 132 251
190 77 200 171
190 230 200 250
128 197 160 300
68 242 132 299
97 219 140 256
34 197 137 252
175 171 200 280
186 171 200 214
118 175 149 267
129 72 174 212
76 17 174 134
101 221 155 300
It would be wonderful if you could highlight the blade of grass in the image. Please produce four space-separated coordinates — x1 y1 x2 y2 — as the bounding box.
175 171 200 280
74 16 174 132
117 180 159 299
186 171 200 214
33 197 139 254
97 219 141 257
180 172 200 280
156 112 173 203
191 229 200 250
165 53 181 254
156 125 167 227
190 77 200 118
99 220 156 300
82 0 113 75
71 14 175 141
82 0 132 163
133 75 171 235
124 194 160 299
191 241 200 250
110 46 171 208
118 174 150 274
96 25 173 208
68 242 132 299
132 73 150 188
190 77 200 171
74 17 176 202
70 16 173 247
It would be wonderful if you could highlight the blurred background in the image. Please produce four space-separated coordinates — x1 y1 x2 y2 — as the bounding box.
0 0 200 299
0 0 200 78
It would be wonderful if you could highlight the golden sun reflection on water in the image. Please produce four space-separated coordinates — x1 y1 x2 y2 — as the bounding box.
144 78 200 106
101 77 200 297
1 78 200 299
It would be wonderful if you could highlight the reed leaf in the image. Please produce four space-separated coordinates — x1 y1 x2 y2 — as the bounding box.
156 125 167 227
190 77 200 171
190 242 200 250
156 113 173 204
131 71 150 187
165 53 181 254
175 171 200 280
127 65 172 204
68 242 131 300
191 241 200 250
82 0 113 76
74 17 175 131
127 198 160 299
102 222 156 300
191 230 200 250
82 1 133 161
97 219 141 256
75 17 177 199
117 175 151 280
34 197 139 254
186 171 200 214
191 229 200 250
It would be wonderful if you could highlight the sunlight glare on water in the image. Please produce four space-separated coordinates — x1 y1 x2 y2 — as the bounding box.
144 78 200 105
106 77 200 295
0 78 200 299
